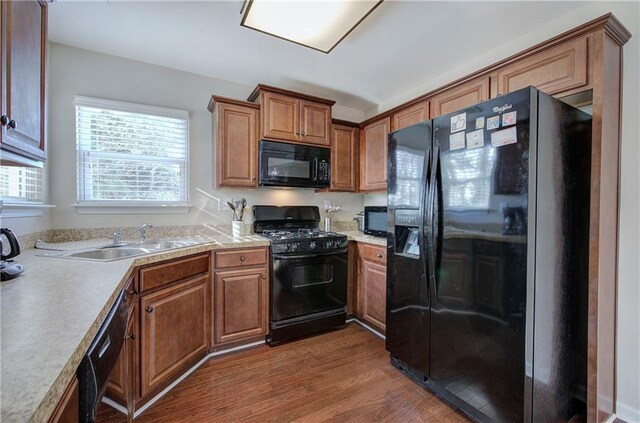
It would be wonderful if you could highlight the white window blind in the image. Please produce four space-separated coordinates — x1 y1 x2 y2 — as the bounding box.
0 166 43 203
75 96 189 205
442 147 496 210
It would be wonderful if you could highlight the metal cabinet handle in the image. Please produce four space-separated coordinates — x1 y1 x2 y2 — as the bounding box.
296 130 300 135
126 332 136 340
332 181 335 185
128 288 138 296
261 274 266 280
240 256 246 261
252 177 256 181
0 115 8 126
301 131 306 136
377 254 383 258
8 120 16 129
145 306 154 313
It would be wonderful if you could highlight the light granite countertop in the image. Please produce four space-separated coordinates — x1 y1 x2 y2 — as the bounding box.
0 231 269 423
339 231 387 247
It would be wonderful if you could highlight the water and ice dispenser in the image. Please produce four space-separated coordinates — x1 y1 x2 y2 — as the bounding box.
393 209 421 257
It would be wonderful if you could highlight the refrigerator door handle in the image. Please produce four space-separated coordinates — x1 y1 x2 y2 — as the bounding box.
422 146 432 296
427 143 439 305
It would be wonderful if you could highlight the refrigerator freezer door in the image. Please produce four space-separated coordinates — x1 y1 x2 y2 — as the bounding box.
386 121 432 381
429 89 532 422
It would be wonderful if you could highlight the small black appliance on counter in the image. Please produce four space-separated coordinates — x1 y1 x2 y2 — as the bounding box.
1 227 24 281
364 206 387 237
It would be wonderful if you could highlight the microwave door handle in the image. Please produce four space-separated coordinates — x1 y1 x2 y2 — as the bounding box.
312 158 318 182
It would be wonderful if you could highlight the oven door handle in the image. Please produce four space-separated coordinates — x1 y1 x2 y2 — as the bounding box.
273 250 347 260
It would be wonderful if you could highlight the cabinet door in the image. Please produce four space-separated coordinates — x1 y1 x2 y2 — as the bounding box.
0 1 47 162
213 267 268 345
299 100 331 146
360 117 391 192
392 100 429 131
330 124 358 192
139 276 209 399
48 376 78 423
215 102 258 187
496 37 588 96
431 77 490 118
357 244 387 333
261 91 299 142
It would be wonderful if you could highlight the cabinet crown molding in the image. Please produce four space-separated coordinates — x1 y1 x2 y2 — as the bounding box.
208 95 260 112
247 84 336 106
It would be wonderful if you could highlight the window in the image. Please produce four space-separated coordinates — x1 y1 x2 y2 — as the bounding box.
442 147 496 210
0 166 43 203
75 96 189 212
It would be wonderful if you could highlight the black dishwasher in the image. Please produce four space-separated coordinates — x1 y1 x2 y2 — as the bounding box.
77 288 129 422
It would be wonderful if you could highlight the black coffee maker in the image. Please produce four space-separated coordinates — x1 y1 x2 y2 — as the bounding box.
1 228 24 281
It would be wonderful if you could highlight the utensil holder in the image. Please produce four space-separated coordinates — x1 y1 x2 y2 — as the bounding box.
232 221 245 237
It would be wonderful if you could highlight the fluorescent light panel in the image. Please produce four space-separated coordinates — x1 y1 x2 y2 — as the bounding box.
241 0 382 53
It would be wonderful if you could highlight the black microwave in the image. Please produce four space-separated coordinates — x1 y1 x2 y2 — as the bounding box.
364 206 387 237
259 140 330 188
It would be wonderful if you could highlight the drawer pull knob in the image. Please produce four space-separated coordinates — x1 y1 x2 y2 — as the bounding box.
377 254 383 258
240 256 246 262
8 119 16 129
127 332 136 340
145 306 154 313
261 274 266 280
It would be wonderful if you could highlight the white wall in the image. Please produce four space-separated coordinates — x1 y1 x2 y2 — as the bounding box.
47 43 365 230
367 3 640 420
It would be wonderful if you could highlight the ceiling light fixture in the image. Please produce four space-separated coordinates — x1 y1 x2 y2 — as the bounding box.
240 0 383 54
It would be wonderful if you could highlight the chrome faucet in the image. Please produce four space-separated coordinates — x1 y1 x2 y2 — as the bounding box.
113 224 153 245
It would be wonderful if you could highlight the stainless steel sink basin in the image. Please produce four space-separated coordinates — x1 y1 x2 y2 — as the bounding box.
64 247 153 261
40 238 207 261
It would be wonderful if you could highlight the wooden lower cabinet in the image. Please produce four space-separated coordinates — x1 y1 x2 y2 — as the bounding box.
356 243 387 333
49 376 79 423
213 267 268 346
139 275 210 399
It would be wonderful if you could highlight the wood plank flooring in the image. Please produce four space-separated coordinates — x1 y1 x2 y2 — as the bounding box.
96 323 469 422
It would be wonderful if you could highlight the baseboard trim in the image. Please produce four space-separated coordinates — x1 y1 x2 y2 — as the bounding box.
352 318 386 340
616 400 640 423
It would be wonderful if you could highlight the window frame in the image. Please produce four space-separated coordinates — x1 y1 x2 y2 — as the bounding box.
73 96 191 214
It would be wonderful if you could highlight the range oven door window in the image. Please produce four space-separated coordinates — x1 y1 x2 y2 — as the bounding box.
272 251 348 322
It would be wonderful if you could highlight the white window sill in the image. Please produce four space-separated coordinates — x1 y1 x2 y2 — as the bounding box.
0 203 56 218
71 203 192 215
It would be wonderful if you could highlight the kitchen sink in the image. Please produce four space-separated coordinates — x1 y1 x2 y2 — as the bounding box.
40 238 207 262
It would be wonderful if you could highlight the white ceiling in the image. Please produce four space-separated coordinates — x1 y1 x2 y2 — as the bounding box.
48 1 589 112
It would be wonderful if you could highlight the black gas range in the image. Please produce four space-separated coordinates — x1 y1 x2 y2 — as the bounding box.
253 206 348 346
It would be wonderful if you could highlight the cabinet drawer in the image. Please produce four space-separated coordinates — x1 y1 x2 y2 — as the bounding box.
139 253 210 292
357 243 386 266
214 248 267 269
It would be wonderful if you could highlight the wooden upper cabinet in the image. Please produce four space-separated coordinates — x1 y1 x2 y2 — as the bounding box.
250 85 334 147
496 37 588 96
431 77 490 118
139 276 209 399
331 123 358 192
392 100 429 131
209 97 259 188
360 117 390 192
299 100 331 146
261 91 299 142
213 266 268 346
0 0 47 164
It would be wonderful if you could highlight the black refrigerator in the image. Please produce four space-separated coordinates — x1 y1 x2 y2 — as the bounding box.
386 87 590 423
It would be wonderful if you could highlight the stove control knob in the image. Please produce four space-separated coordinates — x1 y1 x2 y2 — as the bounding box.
325 241 333 249
281 244 289 252
291 243 299 251
309 242 317 250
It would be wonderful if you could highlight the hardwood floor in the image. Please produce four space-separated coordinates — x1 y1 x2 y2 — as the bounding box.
96 323 469 422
